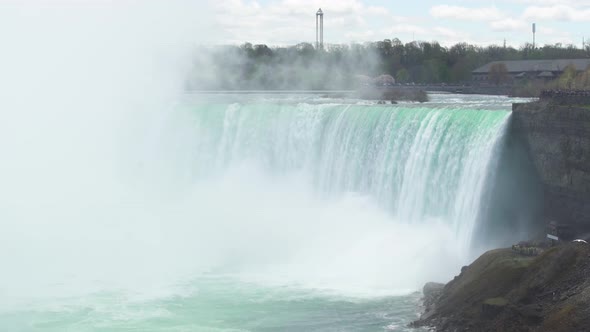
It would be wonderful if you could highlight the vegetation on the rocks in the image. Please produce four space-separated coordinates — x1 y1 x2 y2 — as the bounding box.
513 66 590 97
483 297 508 306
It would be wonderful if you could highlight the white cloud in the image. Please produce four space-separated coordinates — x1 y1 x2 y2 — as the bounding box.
345 30 375 41
430 26 470 45
365 6 390 16
523 5 590 22
433 27 460 38
430 5 504 21
210 0 588 46
490 18 527 31
513 0 590 5
213 0 416 45
386 24 428 35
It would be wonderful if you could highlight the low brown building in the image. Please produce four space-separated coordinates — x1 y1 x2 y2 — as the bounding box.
472 59 590 84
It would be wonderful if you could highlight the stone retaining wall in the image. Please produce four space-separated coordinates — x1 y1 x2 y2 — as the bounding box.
511 98 590 232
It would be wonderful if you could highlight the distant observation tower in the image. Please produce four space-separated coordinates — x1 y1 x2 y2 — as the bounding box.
316 8 324 50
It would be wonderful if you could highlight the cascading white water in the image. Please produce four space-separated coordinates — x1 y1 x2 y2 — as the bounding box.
114 96 512 296
173 99 510 246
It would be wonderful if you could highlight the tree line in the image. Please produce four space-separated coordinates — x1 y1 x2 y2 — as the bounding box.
187 39 590 91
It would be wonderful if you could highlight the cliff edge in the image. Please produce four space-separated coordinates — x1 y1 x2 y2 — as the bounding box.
512 96 590 235
412 244 590 331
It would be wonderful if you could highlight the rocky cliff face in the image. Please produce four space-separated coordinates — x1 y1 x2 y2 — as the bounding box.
412 244 590 332
511 100 590 234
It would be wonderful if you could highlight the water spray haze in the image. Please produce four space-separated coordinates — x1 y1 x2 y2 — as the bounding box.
0 2 521 331
0 0 216 307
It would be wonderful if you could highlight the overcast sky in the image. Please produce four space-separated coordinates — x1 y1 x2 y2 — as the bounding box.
214 0 590 47
2 0 589 49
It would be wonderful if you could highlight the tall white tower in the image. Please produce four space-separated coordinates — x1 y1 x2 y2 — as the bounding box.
316 8 324 50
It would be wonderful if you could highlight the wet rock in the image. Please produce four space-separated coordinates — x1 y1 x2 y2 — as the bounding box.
517 304 544 324
424 282 445 297
481 297 508 319
421 282 445 320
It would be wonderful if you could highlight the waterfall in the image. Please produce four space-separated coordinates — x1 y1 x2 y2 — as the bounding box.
177 101 510 251
0 96 513 314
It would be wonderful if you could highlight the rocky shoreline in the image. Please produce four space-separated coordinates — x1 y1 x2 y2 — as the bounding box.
411 243 590 331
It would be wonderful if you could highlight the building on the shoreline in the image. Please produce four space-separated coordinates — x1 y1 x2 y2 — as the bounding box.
472 59 590 84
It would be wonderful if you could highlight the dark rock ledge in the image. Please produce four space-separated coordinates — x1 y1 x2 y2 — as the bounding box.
410 244 590 332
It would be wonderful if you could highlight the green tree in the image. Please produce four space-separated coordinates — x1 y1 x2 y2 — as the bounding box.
190 38 590 90
396 68 410 83
559 64 577 89
575 67 590 89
